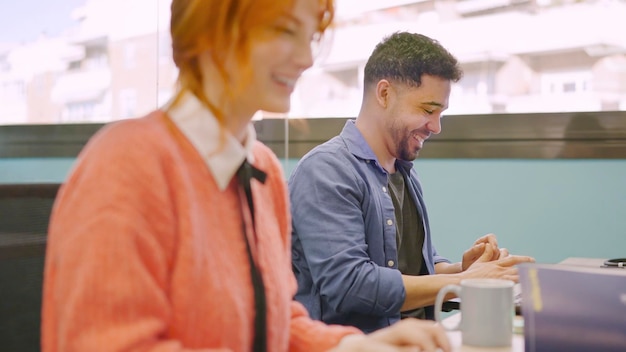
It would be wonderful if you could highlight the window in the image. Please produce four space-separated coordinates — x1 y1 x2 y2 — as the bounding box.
541 71 592 95
123 43 136 70
119 89 137 118
1 0 625 125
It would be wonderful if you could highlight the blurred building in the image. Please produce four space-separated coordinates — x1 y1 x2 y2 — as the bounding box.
301 0 626 117
0 0 625 124
49 35 111 123
0 0 175 124
0 43 27 124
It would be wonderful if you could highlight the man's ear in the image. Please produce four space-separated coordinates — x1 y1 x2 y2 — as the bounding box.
375 79 391 108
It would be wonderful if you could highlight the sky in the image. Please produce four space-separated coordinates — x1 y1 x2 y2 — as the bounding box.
0 0 86 43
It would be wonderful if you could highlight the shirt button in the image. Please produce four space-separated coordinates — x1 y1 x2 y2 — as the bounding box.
387 260 395 267
382 186 387 193
386 219 393 226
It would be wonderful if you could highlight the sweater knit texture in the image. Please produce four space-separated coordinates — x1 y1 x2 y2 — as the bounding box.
41 111 360 351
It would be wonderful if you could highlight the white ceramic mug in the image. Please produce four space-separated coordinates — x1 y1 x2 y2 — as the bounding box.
434 278 515 347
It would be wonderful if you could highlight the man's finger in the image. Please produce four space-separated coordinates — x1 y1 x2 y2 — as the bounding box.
499 248 510 258
477 243 495 262
475 233 498 248
498 254 535 266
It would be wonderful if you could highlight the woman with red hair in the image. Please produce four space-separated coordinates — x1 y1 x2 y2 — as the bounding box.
41 0 450 351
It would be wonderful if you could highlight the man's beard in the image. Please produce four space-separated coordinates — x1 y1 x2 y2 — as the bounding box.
396 129 422 161
396 133 421 161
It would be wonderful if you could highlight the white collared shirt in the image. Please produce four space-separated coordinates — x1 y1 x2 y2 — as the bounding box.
165 93 257 191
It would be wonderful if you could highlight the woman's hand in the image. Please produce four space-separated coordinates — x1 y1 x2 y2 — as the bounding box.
330 318 451 352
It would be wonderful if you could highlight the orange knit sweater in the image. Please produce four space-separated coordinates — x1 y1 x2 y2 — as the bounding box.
42 111 360 351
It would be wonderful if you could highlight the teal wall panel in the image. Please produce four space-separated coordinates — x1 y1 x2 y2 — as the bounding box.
0 158 74 183
3 157 625 265
412 159 626 265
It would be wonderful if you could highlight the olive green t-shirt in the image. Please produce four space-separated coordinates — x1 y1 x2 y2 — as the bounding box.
388 171 426 320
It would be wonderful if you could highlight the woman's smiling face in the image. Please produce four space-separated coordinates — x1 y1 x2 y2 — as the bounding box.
235 0 322 115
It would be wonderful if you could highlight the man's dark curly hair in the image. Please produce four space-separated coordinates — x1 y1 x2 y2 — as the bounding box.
363 32 463 90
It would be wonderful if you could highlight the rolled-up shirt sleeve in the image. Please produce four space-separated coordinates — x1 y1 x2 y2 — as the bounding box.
290 151 405 318
432 246 450 265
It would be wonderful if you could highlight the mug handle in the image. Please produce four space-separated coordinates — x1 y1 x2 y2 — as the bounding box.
434 284 462 331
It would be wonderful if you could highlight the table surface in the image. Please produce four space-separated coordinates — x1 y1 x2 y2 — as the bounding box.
444 314 524 352
444 257 606 351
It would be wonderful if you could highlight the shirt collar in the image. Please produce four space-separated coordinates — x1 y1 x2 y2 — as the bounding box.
341 119 414 174
341 120 377 161
165 92 256 191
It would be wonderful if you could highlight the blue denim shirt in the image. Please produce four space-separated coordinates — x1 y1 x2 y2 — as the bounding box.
289 120 449 333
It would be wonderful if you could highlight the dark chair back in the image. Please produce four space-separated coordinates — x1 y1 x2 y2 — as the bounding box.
0 183 60 352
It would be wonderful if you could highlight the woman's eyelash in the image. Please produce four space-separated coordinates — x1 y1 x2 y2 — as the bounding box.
274 25 296 35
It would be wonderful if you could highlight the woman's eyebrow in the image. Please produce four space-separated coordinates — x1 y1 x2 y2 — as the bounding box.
276 13 301 26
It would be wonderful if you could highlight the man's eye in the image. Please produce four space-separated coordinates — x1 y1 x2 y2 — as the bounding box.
424 109 434 115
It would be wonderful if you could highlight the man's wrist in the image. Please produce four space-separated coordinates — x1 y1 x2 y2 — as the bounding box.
435 261 462 274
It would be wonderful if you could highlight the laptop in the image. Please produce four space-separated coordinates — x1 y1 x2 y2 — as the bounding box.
518 263 626 352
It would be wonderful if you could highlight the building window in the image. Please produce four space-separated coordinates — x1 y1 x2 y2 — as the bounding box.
65 101 96 122
124 43 136 70
119 89 137 118
541 71 592 94
1 80 25 101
